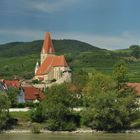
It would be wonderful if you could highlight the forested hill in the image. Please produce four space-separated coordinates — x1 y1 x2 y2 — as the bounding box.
0 40 140 82
0 39 103 57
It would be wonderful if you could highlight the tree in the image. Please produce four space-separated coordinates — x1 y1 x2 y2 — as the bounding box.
130 45 140 59
72 70 88 94
81 72 138 131
0 94 11 130
30 103 45 123
84 72 116 106
42 84 79 131
7 87 19 107
113 61 128 89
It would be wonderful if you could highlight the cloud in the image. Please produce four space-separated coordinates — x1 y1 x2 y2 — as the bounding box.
27 0 80 13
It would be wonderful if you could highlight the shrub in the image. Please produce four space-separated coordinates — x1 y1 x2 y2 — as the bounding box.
16 103 26 108
0 94 11 130
46 119 76 131
31 124 41 133
30 104 45 123
46 119 60 131
61 121 76 131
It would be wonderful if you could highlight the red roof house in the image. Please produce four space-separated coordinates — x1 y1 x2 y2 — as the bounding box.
127 83 140 96
23 86 45 101
4 80 20 88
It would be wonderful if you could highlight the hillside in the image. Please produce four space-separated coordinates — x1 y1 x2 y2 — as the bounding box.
0 39 102 57
0 40 105 79
0 40 140 82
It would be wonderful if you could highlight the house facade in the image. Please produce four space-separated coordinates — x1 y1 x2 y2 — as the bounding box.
1 80 45 103
34 32 71 83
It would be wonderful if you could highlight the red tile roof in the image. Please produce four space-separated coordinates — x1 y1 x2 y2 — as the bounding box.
23 86 45 101
127 83 140 96
36 55 68 76
4 80 20 88
42 32 55 54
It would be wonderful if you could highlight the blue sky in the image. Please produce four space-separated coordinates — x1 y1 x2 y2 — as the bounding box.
0 0 140 49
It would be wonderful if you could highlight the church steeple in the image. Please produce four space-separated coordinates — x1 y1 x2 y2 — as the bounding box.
41 32 55 64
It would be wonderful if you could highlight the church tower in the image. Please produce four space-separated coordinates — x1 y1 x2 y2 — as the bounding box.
35 61 39 75
41 32 55 64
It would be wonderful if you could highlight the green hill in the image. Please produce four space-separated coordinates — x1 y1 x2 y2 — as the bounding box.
0 40 140 82
0 39 104 79
0 39 102 57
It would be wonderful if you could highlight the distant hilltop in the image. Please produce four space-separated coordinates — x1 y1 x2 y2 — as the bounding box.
0 39 102 57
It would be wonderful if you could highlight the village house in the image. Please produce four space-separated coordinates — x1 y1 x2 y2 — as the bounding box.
128 83 140 104
0 80 45 103
34 32 71 84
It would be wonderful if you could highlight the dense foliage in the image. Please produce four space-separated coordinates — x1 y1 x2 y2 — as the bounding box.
0 94 11 130
31 84 80 131
113 61 128 89
29 63 139 132
81 63 139 131
7 87 20 107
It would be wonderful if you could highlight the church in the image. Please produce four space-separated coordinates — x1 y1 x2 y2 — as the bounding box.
34 32 71 83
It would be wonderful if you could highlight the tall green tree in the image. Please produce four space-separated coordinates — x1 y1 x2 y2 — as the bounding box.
130 45 140 59
84 72 116 106
0 94 11 130
82 72 138 131
7 87 19 107
42 84 79 131
113 61 128 89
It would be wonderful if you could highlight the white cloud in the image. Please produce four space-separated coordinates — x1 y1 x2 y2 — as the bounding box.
27 0 80 13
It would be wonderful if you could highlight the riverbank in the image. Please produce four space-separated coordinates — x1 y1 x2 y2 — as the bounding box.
2 128 140 134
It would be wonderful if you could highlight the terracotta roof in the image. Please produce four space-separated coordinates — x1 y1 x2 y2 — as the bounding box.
23 86 45 101
42 32 55 54
36 55 69 75
127 83 140 96
4 80 20 88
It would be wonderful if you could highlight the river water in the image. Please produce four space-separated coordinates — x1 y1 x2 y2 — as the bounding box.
0 133 140 140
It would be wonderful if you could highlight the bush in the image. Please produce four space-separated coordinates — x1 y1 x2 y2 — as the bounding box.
16 103 26 108
0 94 11 130
30 104 45 123
25 102 35 108
31 124 41 133
130 117 140 129
42 84 79 131
3 117 18 130
61 121 76 131
46 119 76 131
46 119 60 131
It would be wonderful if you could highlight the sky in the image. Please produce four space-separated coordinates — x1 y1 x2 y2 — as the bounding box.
0 0 140 49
